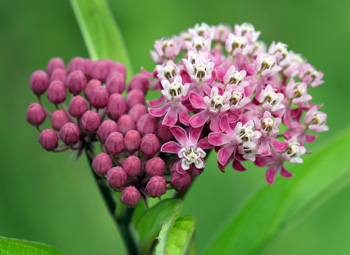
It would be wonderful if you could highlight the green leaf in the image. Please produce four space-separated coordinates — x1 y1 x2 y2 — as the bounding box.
0 236 64 255
204 128 350 255
70 0 133 80
135 199 182 255
156 216 196 255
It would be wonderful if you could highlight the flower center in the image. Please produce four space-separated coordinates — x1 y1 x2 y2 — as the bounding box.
239 127 255 142
210 95 224 111
306 68 318 79
309 112 324 125
192 37 206 51
184 147 201 164
286 144 300 158
162 40 174 51
293 83 306 98
262 117 274 132
194 63 207 82
228 72 243 85
168 81 183 99
263 91 278 105
241 23 255 35
229 90 242 105
164 65 176 80
232 36 247 51
260 56 276 72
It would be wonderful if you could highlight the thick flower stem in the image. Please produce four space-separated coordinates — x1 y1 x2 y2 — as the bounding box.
84 144 138 255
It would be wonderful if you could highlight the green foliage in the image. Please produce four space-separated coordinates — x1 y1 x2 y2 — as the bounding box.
70 0 133 80
0 237 64 255
204 129 350 255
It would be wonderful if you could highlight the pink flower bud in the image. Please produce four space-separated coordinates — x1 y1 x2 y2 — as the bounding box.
109 62 126 78
107 166 127 189
124 130 141 153
84 79 101 101
189 167 204 178
126 89 145 108
122 156 141 177
103 59 114 71
128 104 148 121
105 132 125 154
146 176 167 197
39 129 59 151
30 70 49 95
88 60 107 81
106 73 125 94
92 153 112 175
67 70 87 95
128 74 149 94
107 93 127 120
137 114 157 135
90 86 109 108
141 134 160 157
117 114 135 135
59 123 80 145
68 57 86 73
51 110 69 130
80 110 100 132
171 171 192 191
157 123 174 142
26 103 46 126
47 80 67 104
50 69 67 83
121 186 141 207
145 157 165 176
47 57 65 75
68 96 88 118
98 120 118 143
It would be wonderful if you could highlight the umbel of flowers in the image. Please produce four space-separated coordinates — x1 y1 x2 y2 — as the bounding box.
26 23 328 207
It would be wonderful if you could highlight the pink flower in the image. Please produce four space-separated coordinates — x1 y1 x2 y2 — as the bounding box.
161 126 212 174
300 64 324 88
284 79 312 106
225 34 249 56
255 53 282 77
234 23 260 43
256 84 285 113
151 38 181 63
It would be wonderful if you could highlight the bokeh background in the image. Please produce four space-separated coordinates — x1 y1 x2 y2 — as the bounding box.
0 0 349 254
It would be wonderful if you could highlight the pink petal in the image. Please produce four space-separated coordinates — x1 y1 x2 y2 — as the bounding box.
232 159 246 171
265 164 280 185
147 95 165 107
190 110 210 128
176 161 186 174
259 140 271 156
270 138 288 152
197 138 213 149
178 105 191 126
170 126 188 146
163 107 178 127
280 165 294 178
189 126 203 145
209 114 221 132
218 144 235 166
218 161 226 173
189 92 206 109
161 141 182 154
227 111 240 123
180 70 192 83
220 114 231 133
149 103 170 117
208 132 231 146
306 134 317 143
255 156 274 167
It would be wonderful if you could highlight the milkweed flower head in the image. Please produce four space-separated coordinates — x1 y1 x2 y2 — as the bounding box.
26 22 328 207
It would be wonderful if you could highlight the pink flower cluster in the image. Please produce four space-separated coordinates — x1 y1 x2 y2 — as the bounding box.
146 22 328 186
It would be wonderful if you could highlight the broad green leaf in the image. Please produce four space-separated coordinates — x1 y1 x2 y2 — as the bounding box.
157 216 196 255
205 128 350 255
0 237 64 255
70 0 133 80
135 199 182 255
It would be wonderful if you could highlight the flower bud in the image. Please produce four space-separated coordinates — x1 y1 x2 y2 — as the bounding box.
92 153 112 175
126 89 145 108
122 156 141 177
141 134 160 157
47 57 65 75
189 167 204 178
26 103 46 126
80 110 100 132
68 57 86 73
117 114 135 135
145 157 165 176
171 171 192 191
124 130 141 153
84 79 101 101
98 120 118 143
128 74 149 94
39 129 59 151
30 70 49 95
107 93 127 120
88 60 107 81
103 59 114 71
109 62 126 78
47 80 67 104
50 69 67 83
128 104 148 121
51 110 69 130
59 123 80 145
67 70 87 95
156 123 174 142
68 96 88 118
105 132 125 154
146 176 167 197
107 166 127 189
106 73 126 94
90 86 109 108
137 114 157 135
121 186 141 207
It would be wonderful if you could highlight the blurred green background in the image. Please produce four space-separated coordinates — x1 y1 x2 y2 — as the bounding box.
0 0 349 254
